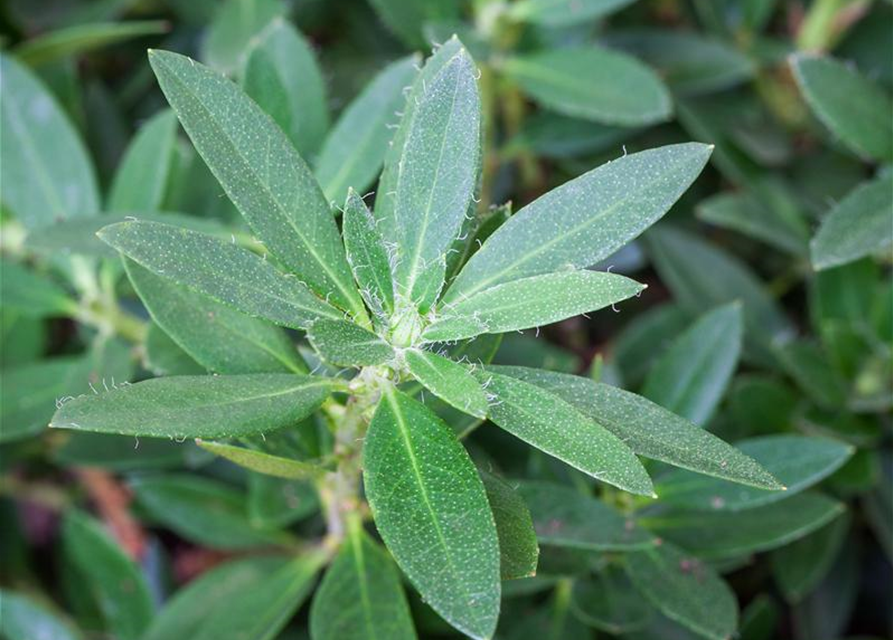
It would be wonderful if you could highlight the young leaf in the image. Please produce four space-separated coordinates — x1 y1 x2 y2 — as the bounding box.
489 366 782 490
315 56 418 204
99 221 342 330
62 510 153 640
50 373 333 439
518 481 655 550
196 440 328 480
310 516 416 640
405 349 488 419
342 189 395 318
570 565 654 633
810 175 893 271
108 109 178 211
655 435 853 511
625 542 738 640
148 50 367 322
307 318 394 366
502 47 672 126
0 53 99 228
130 474 293 549
243 19 329 157
508 0 635 27
202 0 284 73
125 260 306 374
444 143 712 303
363 386 500 640
0 589 83 640
0 259 78 317
425 270 644 342
641 303 743 426
476 371 654 496
480 472 538 580
791 53 893 162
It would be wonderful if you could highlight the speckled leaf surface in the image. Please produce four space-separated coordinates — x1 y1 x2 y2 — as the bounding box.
480 472 538 580
444 143 712 303
405 349 488 418
363 387 500 640
490 366 781 490
342 189 395 319
307 319 394 366
148 50 367 321
100 221 341 329
196 440 328 480
50 373 333 439
108 109 178 211
425 270 644 342
476 371 654 496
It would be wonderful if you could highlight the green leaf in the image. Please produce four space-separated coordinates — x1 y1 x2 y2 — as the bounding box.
517 481 655 550
0 53 99 228
445 144 711 303
0 259 78 317
508 0 635 26
480 472 538 580
771 512 851 603
570 565 653 633
202 0 284 73
197 439 328 479
810 175 893 270
249 474 319 529
405 349 488 419
125 259 306 374
613 303 690 387
489 366 782 490
364 386 500 640
641 303 743 426
774 340 848 409
791 53 893 162
15 21 169 67
130 474 293 549
108 109 178 211
625 542 738 640
99 220 341 330
477 371 654 496
507 112 633 160
645 494 846 559
366 0 459 47
144 553 325 640
144 322 205 375
502 47 671 126
655 435 854 511
307 318 394 366
315 56 417 205
62 510 153 640
342 189 395 319
243 19 328 157
425 271 645 342
383 43 481 311
0 589 83 640
50 373 333 439
148 50 367 322
55 431 207 471
310 515 417 640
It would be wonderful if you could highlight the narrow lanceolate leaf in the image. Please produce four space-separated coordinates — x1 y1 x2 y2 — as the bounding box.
62 510 153 640
405 349 488 418
518 481 655 550
100 221 341 330
642 303 743 426
243 19 329 158
316 56 418 204
14 20 169 67
0 590 83 640
50 374 333 439
425 270 644 342
476 371 654 496
307 319 394 366
502 47 671 126
490 366 782 490
771 512 851 603
310 516 416 640
108 109 178 211
148 50 367 322
811 175 893 270
196 440 328 480
571 566 653 634
202 0 284 73
0 259 78 317
625 542 738 640
364 387 500 640
342 189 395 318
383 44 480 311
480 472 538 580
125 260 306 374
444 143 712 303
508 0 635 26
646 494 846 559
791 53 893 162
655 435 853 511
697 191 808 256
0 53 99 228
